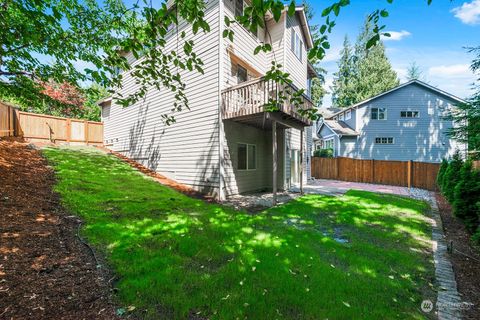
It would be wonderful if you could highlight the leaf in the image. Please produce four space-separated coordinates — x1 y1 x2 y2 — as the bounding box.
287 1 296 16
342 301 351 308
380 10 389 17
366 34 380 49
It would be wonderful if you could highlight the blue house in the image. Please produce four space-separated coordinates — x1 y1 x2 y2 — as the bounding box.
316 80 467 163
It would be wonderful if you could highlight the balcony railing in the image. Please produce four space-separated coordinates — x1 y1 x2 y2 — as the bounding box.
221 77 314 126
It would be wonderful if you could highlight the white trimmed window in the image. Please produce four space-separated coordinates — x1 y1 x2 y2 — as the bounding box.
291 30 303 61
339 113 344 121
234 0 257 38
323 138 334 149
238 143 256 170
400 110 419 118
345 110 352 120
375 137 394 144
371 107 387 120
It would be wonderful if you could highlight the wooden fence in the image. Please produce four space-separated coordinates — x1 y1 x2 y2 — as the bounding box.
0 102 103 144
311 157 440 191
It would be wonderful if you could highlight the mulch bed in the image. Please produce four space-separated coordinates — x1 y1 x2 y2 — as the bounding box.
0 139 119 320
436 193 480 319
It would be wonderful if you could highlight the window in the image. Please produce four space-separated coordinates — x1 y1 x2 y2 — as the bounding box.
371 107 386 120
234 0 243 17
345 110 352 120
323 138 334 149
375 137 394 144
234 0 257 37
236 64 248 83
400 110 419 118
339 113 344 121
238 143 256 170
290 30 303 61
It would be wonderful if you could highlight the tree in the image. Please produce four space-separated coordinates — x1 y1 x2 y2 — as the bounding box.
445 46 480 158
303 0 327 108
352 18 399 103
441 152 464 203
1 0 427 123
331 36 356 108
406 61 424 81
453 161 480 231
331 18 399 108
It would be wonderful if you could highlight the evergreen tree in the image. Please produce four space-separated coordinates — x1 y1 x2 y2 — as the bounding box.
331 36 356 108
406 62 423 81
442 152 464 203
331 18 399 108
453 161 480 231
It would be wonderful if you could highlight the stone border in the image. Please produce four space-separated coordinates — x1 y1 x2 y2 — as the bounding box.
428 192 463 320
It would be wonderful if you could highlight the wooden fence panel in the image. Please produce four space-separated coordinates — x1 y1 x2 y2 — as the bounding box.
311 157 440 191
18 112 68 141
0 103 103 145
0 102 15 137
412 162 440 191
373 160 408 187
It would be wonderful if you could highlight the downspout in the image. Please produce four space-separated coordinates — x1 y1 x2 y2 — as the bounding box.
338 134 342 157
218 0 225 201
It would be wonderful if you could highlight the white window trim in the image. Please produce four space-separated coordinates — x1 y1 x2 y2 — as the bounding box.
339 113 344 121
400 110 420 118
371 107 387 120
323 138 334 149
291 30 303 61
345 110 352 120
375 137 394 144
237 142 257 171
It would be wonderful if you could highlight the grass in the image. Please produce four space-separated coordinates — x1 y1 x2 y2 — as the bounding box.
43 147 435 319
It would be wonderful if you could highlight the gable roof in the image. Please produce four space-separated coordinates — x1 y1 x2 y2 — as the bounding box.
326 79 467 120
293 6 314 49
319 120 359 137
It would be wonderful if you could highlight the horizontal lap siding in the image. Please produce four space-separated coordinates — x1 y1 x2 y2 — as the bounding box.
353 84 465 162
103 0 220 194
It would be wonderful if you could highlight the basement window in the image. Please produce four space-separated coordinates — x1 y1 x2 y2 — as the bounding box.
238 143 256 170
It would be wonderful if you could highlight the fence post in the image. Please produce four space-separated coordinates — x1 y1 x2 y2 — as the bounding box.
84 120 89 144
66 119 71 143
336 157 339 180
407 160 413 189
7 105 11 136
371 159 375 183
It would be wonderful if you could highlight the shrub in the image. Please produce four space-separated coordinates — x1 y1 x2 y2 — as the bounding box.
441 152 463 202
313 148 334 158
452 161 480 232
437 159 448 191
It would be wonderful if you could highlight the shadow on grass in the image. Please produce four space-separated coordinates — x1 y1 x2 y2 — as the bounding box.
43 147 434 320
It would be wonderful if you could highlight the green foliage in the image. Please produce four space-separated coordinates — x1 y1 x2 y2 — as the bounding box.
314 148 334 158
444 47 480 155
406 62 424 81
331 18 399 108
452 161 480 231
437 159 448 192
43 147 433 319
441 152 464 203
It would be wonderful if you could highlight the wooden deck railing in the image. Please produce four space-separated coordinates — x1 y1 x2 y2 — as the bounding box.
221 77 314 125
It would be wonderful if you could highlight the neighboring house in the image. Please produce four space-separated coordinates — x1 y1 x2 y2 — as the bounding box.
316 80 466 162
99 1 318 200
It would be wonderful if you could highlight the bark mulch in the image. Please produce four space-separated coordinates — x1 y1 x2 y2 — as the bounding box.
0 140 119 320
436 193 480 319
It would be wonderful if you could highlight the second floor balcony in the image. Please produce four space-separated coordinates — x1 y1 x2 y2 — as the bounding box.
221 77 314 130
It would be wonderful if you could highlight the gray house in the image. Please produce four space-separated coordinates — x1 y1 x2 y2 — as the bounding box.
317 80 466 162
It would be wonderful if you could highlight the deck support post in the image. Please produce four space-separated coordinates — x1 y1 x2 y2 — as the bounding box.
272 120 277 206
300 128 304 195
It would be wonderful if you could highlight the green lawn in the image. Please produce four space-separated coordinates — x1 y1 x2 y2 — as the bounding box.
43 147 435 319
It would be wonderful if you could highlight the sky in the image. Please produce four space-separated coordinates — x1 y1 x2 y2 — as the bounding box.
308 0 480 107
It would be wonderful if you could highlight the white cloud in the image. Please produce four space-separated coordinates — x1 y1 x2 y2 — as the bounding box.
381 30 411 41
322 48 342 62
452 0 480 25
394 68 408 80
428 64 472 78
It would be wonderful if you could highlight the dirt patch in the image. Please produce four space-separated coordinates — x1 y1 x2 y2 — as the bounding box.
436 193 480 319
0 139 119 319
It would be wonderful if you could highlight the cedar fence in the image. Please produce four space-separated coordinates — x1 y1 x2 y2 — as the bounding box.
0 102 103 144
311 157 440 191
